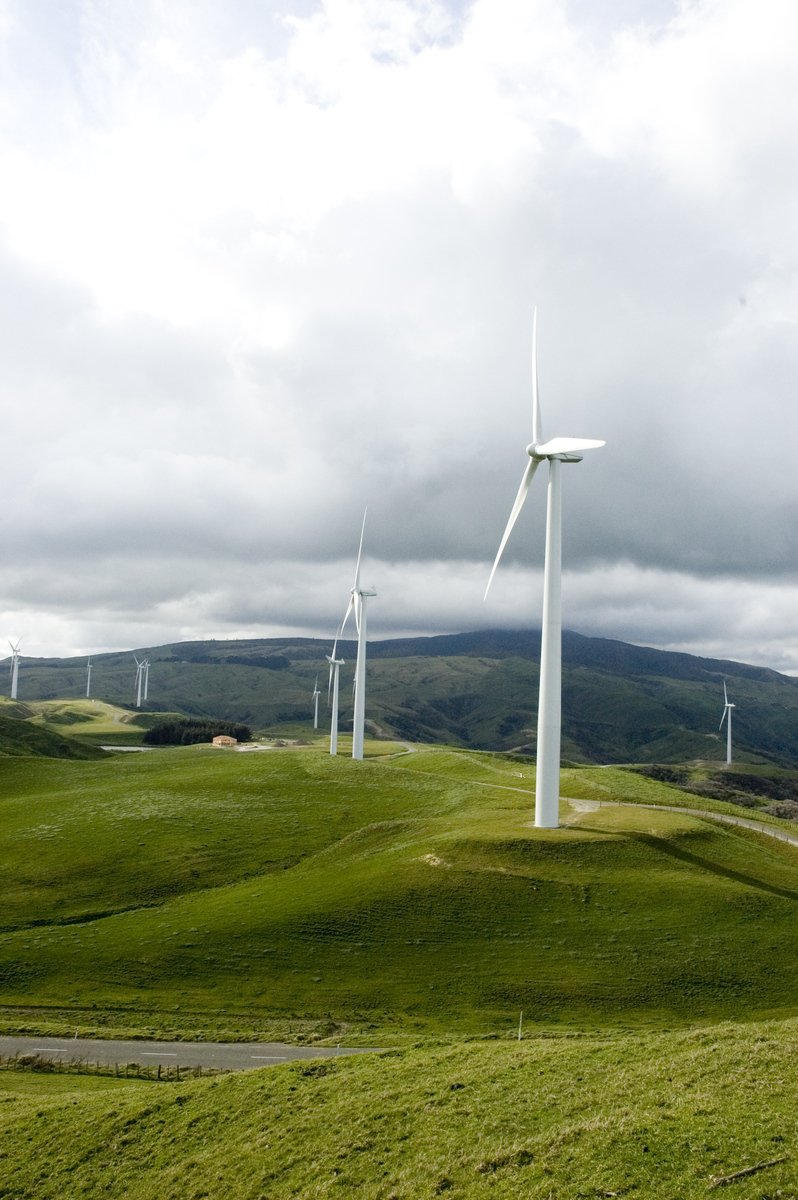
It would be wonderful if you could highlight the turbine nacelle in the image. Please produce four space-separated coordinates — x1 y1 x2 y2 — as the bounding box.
527 437 605 462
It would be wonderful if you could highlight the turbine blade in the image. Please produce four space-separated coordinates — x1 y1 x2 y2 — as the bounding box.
533 436 606 456
484 458 541 599
327 658 334 700
353 508 367 591
723 680 729 705
532 308 542 446
719 709 727 731
354 591 362 637
336 595 356 657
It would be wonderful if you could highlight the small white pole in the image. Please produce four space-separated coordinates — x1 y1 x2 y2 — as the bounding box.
518 1011 523 1041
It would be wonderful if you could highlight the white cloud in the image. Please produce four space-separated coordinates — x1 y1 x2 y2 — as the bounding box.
1 0 798 673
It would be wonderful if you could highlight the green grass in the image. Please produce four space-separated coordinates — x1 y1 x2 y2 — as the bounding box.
3 1020 798 1197
25 698 176 745
4 743 798 1195
3 747 798 1042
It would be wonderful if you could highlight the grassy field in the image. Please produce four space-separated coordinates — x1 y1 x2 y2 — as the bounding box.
25 697 181 745
3 1019 798 1198
4 743 798 1196
2 744 798 1043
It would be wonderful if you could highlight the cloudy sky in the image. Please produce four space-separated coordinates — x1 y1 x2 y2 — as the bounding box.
1 0 798 671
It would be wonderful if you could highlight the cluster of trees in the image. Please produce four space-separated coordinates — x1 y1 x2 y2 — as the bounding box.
143 719 252 746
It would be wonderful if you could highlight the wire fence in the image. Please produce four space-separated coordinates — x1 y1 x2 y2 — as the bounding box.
0 1052 223 1081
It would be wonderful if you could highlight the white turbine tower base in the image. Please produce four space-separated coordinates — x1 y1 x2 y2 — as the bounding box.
719 681 735 766
485 311 605 829
326 651 345 755
338 509 376 761
312 676 321 730
134 656 143 709
86 658 92 699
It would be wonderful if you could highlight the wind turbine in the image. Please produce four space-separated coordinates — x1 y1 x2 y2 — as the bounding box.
8 641 20 700
326 646 345 755
312 675 320 730
143 658 150 702
134 656 144 708
719 680 735 766
86 658 92 699
485 311 605 829
339 509 377 761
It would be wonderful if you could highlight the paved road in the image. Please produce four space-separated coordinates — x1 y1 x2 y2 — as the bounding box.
567 797 798 848
0 1035 377 1072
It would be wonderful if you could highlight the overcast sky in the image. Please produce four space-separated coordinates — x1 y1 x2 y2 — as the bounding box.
1 0 798 672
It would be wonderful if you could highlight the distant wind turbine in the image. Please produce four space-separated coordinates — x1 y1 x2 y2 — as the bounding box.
143 658 150 702
485 311 605 829
86 658 92 699
719 680 735 766
312 675 320 730
339 509 376 761
326 646 345 756
8 640 20 700
134 656 144 708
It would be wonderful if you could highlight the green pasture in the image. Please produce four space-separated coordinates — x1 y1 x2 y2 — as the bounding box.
27 698 177 745
4 1019 798 1198
2 746 798 1042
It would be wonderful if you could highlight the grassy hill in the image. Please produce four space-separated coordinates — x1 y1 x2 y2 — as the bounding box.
6 629 798 764
2 746 798 1043
4 745 798 1196
3 1019 798 1198
0 700 107 759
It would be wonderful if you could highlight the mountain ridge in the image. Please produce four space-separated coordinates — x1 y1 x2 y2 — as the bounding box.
4 629 798 765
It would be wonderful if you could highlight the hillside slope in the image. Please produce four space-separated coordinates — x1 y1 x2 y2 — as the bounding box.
2 748 798 1040
5 629 798 764
0 702 106 759
3 1020 798 1198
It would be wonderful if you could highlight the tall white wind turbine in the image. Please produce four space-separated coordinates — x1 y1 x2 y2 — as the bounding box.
312 675 320 730
8 641 20 700
86 658 92 699
339 510 376 761
326 646 345 756
143 658 150 702
485 311 605 829
719 680 735 766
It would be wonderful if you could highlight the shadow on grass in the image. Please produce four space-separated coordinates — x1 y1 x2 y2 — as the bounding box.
590 824 798 904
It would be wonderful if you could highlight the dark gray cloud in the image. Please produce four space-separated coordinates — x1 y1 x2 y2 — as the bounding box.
1 0 798 669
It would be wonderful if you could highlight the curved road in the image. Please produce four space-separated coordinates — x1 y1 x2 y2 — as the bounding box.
566 796 798 848
0 1035 377 1072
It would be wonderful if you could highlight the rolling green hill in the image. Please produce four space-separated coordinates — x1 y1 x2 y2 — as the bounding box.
4 744 798 1196
4 1018 798 1199
2 746 798 1044
0 700 107 760
6 629 798 765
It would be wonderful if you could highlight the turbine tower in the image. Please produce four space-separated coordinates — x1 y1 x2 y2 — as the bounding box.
8 641 20 700
143 658 150 702
86 658 92 699
485 311 605 829
719 680 735 766
134 656 144 709
326 647 345 755
312 675 320 730
339 509 376 761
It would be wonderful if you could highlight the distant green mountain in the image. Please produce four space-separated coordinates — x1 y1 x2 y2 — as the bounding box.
5 629 798 765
